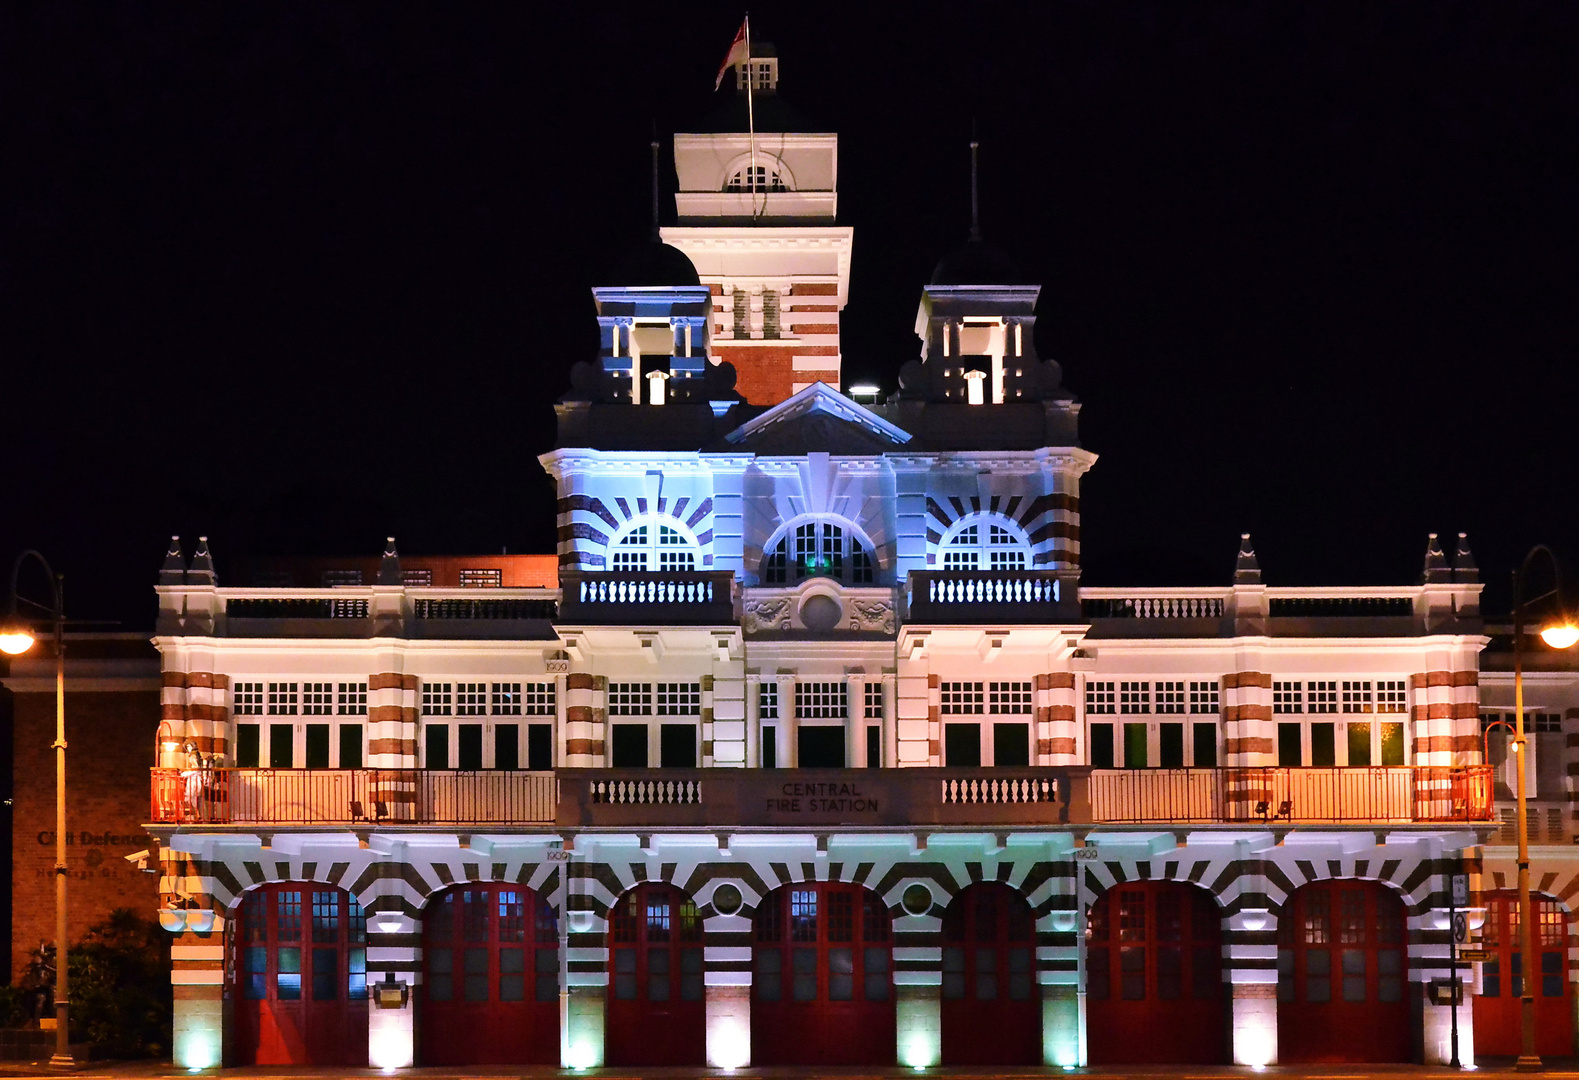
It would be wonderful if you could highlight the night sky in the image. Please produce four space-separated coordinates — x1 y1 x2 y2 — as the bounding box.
5 2 1578 627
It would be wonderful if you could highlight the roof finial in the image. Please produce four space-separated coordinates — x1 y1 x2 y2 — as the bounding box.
377 536 402 586
1422 532 1450 584
159 535 185 585
650 126 662 242
1234 533 1261 585
968 126 981 243
1451 532 1479 583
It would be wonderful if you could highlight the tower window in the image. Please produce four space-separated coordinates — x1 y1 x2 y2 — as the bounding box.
725 165 786 192
761 520 876 586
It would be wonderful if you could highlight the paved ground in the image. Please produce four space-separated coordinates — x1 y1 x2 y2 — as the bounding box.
2 1063 1579 1080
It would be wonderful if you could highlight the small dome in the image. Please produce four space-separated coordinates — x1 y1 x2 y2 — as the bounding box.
605 240 701 288
929 238 1025 286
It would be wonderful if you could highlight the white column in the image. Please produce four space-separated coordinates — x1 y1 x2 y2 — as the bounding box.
846 673 864 767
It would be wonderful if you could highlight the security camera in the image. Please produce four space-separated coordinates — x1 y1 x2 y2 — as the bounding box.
124 849 153 873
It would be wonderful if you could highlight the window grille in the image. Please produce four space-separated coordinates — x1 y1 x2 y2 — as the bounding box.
1189 681 1219 714
732 287 749 338
1308 681 1338 713
302 682 333 716
759 682 779 720
657 682 701 716
608 683 653 716
939 517 1032 571
612 521 697 572
401 568 433 587
1087 681 1116 715
458 568 502 588
762 289 780 338
1273 682 1303 714
336 682 367 716
725 164 786 192
422 683 453 716
941 682 985 715
796 682 848 719
864 682 884 719
1119 681 1151 714
321 569 363 587
1156 681 1185 715
1377 680 1407 713
1342 681 1374 713
267 682 299 716
524 682 555 716
235 682 264 716
492 683 522 715
456 682 487 716
989 682 1032 715
762 520 875 585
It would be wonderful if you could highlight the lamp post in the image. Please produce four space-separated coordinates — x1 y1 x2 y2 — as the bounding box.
0 550 72 1067
1510 545 1579 1071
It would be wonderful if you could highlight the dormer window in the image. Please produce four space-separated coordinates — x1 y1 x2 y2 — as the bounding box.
735 58 777 91
725 165 786 193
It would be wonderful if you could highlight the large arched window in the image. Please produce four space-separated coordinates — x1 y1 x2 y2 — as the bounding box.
610 518 699 572
760 520 875 586
939 515 1033 571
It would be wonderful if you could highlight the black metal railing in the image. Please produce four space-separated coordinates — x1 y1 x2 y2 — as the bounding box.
226 598 369 619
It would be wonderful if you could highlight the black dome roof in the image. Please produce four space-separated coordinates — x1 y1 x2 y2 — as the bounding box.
929 238 1026 286
605 240 701 288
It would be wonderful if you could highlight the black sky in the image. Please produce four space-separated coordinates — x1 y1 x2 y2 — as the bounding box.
4 1 1578 627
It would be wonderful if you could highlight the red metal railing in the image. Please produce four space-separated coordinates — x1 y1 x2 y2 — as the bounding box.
1088 765 1493 824
150 768 557 826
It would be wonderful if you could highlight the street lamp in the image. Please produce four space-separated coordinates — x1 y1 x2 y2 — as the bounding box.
1 550 73 1067
1510 544 1579 1071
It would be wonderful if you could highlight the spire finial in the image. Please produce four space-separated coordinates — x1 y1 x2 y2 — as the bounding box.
1423 532 1450 584
968 127 981 242
1234 532 1261 584
650 127 661 242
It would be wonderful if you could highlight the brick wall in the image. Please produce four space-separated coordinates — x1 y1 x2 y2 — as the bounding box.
10 684 160 983
717 344 799 406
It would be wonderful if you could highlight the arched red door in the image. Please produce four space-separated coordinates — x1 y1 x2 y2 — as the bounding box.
232 883 368 1065
940 882 1041 1065
419 883 559 1065
752 882 894 1065
1472 891 1574 1057
1277 881 1409 1062
606 882 706 1065
1086 880 1226 1064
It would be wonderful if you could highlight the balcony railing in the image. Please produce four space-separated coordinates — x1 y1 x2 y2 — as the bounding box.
557 570 736 625
1089 766 1493 824
907 570 1064 625
150 769 556 826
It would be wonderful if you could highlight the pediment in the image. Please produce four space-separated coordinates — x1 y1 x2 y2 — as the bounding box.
722 383 911 453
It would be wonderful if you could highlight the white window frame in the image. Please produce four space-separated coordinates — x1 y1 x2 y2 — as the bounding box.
608 516 702 572
937 514 1033 571
759 516 878 586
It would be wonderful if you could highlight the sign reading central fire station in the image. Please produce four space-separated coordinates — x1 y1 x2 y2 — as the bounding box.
765 780 884 820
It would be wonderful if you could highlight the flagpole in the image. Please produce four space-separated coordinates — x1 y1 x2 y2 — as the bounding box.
745 14 758 218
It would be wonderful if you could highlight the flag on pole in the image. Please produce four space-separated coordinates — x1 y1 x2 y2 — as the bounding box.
714 18 749 90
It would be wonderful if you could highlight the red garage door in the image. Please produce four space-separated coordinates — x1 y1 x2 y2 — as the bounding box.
232 884 368 1066
940 882 1041 1065
1087 881 1226 1064
420 884 559 1065
1472 891 1574 1058
1277 881 1409 1063
606 882 706 1066
753 882 894 1065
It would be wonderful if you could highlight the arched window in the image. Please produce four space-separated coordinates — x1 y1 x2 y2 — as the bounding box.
761 520 876 586
939 516 1032 571
725 165 787 192
610 519 698 572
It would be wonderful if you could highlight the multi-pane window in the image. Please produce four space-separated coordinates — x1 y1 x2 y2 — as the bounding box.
1308 681 1338 713
1119 682 1150 714
1155 681 1185 714
492 683 522 715
1342 681 1374 713
456 682 488 716
401 568 434 587
302 682 333 716
458 568 502 588
657 682 701 716
267 682 299 715
761 520 875 585
939 517 1032 571
1377 681 1407 713
726 164 786 192
1483 711 1561 733
758 682 780 720
422 682 453 716
989 682 1033 714
608 683 653 716
235 682 264 716
524 682 555 716
611 521 697 572
1087 681 1116 715
864 682 885 719
1189 681 1219 714
796 682 848 719
941 682 985 715
1273 682 1303 714
336 682 367 715
321 568 363 587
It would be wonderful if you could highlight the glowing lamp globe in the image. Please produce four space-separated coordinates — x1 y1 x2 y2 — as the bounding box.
1540 623 1579 650
0 622 36 655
